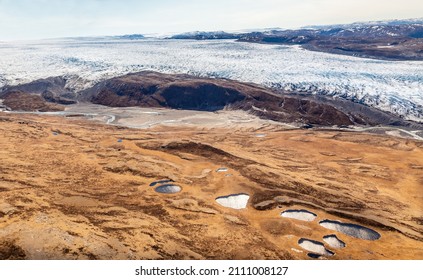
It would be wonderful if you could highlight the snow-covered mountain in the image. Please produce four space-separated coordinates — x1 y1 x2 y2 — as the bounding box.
0 38 422 122
171 19 423 61
170 18 423 39
304 18 423 30
299 22 423 39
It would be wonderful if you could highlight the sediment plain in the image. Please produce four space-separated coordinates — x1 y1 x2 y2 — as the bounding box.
0 108 422 260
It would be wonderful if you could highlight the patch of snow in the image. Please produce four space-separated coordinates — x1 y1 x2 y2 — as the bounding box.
216 167 228 172
298 238 334 256
323 234 346 249
215 193 249 209
255 133 267 138
291 248 303 253
281 209 317 221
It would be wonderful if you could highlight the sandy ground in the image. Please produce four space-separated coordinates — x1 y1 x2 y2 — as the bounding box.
0 110 422 260
7 103 422 140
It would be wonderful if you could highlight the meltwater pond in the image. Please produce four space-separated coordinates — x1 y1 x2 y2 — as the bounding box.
319 219 381 240
154 184 182 194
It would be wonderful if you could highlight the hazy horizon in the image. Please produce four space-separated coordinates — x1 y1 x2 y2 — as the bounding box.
0 0 423 41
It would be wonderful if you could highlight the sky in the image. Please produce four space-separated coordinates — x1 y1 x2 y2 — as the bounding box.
0 0 422 40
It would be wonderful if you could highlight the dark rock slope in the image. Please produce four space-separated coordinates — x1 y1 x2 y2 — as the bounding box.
0 77 76 105
2 71 420 127
2 91 64 112
239 23 423 61
84 71 355 126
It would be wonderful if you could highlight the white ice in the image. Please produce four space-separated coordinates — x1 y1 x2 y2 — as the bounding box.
215 193 249 209
1 38 422 121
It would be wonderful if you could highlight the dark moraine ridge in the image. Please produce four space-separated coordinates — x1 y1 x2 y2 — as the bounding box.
0 76 77 105
83 71 355 126
2 71 422 128
2 91 65 112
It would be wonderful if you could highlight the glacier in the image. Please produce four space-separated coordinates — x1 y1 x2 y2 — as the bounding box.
0 38 422 121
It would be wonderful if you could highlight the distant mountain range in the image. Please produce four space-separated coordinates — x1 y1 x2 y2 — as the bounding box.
170 31 239 40
303 18 423 29
112 34 145 40
169 18 423 38
56 19 423 61
168 18 423 60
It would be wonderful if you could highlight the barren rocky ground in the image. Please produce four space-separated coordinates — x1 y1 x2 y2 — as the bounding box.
0 112 422 260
